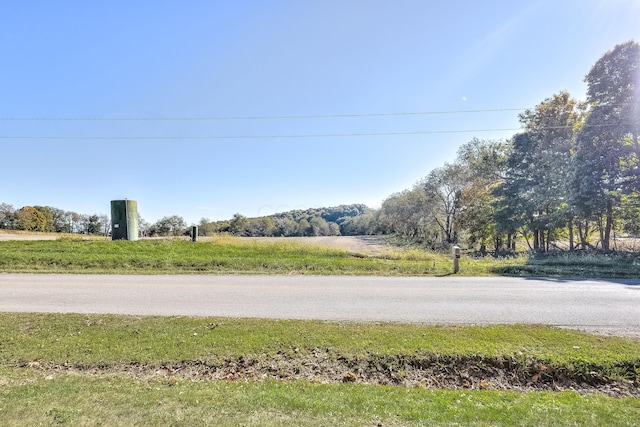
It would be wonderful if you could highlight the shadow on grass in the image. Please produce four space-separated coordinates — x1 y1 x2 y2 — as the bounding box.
522 277 640 286
435 272 457 277
489 251 640 284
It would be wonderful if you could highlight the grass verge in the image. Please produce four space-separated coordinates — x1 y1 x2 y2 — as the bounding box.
3 313 639 365
1 314 639 425
1 237 639 276
2 373 639 426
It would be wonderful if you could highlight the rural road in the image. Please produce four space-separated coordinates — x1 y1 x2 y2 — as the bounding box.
1 274 639 337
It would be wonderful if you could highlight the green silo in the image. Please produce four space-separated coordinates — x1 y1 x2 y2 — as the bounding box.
111 200 138 241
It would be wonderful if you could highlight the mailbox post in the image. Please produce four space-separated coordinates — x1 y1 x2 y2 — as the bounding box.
452 245 461 274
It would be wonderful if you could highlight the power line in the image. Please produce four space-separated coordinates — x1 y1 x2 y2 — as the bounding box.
0 128 524 140
0 108 528 121
0 124 635 141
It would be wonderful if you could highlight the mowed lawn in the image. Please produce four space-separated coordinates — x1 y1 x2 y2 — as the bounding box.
1 314 639 426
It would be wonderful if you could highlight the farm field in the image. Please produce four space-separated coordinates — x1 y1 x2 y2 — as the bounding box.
1 233 640 277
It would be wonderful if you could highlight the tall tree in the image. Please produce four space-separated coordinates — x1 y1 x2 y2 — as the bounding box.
33 206 55 232
497 92 580 251
455 138 510 251
421 163 468 245
571 41 640 250
47 207 69 232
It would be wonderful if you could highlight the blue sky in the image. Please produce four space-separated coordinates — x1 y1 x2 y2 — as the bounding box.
1 0 639 225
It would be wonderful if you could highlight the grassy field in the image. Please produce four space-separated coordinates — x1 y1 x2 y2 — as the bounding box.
1 314 639 426
1 236 639 277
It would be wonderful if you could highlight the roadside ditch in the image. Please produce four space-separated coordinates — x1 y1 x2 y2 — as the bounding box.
20 350 640 397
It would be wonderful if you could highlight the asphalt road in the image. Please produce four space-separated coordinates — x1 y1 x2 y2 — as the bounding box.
1 274 639 337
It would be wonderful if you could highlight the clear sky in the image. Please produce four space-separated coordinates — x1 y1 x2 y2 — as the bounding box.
1 0 639 225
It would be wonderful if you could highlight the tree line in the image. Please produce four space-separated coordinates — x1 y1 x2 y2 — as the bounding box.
0 201 371 239
365 41 640 252
0 203 110 235
0 204 190 238
198 204 372 237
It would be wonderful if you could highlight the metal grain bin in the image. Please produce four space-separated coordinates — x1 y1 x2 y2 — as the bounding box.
111 199 138 241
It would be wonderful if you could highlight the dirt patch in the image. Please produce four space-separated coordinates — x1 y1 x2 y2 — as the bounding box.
0 231 101 241
235 236 395 255
0 232 58 241
22 351 639 397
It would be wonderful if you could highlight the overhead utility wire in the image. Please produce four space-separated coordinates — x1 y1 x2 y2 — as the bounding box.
1 123 635 140
0 129 522 140
0 108 527 121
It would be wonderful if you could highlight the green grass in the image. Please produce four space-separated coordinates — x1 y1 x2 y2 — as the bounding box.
493 250 640 277
2 313 638 366
0 314 639 426
0 237 465 275
1 373 638 426
1 237 638 276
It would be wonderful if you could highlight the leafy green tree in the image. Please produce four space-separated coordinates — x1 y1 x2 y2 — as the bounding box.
571 41 640 250
152 215 187 236
47 207 69 232
455 138 510 251
275 217 298 236
497 92 580 251
458 179 497 252
85 214 103 235
340 210 376 236
14 206 47 232
197 218 218 236
228 213 249 236
328 222 341 236
456 138 509 184
246 217 276 237
297 219 311 236
33 206 55 232
309 217 331 236
618 193 640 236
377 189 435 242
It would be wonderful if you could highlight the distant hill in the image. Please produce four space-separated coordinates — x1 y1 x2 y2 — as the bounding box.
199 204 374 237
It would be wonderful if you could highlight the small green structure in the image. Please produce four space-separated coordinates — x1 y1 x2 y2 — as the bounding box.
111 199 138 241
